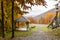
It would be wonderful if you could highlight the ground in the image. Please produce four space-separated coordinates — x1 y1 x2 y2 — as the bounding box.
11 24 60 40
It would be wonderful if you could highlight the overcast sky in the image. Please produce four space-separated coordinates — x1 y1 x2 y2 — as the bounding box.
23 0 58 17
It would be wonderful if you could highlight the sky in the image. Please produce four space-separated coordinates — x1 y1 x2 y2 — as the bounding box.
23 0 58 17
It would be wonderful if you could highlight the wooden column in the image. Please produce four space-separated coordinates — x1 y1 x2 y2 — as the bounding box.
18 22 19 27
26 22 29 31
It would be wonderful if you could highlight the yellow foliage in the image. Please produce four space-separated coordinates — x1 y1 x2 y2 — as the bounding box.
58 12 60 16
40 12 55 24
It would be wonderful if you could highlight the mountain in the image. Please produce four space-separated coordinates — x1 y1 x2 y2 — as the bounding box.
26 4 60 24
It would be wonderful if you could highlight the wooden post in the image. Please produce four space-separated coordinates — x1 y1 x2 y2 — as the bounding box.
26 22 29 30
11 0 14 38
15 22 16 30
1 1 5 38
55 3 58 27
18 22 19 27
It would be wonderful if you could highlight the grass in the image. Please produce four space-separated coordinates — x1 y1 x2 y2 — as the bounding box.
42 26 60 38
5 31 32 38
0 26 37 39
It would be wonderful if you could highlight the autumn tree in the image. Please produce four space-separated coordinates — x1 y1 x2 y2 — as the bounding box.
0 0 46 32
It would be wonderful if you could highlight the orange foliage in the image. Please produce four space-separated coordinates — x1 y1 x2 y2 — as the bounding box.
16 22 25 28
27 17 36 24
39 12 55 24
45 12 55 19
19 22 25 26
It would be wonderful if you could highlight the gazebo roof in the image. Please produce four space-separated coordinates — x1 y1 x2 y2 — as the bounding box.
15 16 30 22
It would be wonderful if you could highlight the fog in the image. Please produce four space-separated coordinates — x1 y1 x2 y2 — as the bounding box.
23 0 58 17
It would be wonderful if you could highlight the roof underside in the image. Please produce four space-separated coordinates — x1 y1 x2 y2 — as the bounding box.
15 16 29 22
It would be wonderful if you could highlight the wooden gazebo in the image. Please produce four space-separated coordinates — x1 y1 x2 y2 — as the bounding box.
15 16 30 31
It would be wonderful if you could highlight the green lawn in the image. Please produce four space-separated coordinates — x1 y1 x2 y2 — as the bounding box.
0 26 37 39
42 26 60 38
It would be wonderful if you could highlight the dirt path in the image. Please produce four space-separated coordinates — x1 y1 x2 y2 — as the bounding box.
12 24 60 40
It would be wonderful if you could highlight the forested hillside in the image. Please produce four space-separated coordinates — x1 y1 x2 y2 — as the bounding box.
27 11 60 24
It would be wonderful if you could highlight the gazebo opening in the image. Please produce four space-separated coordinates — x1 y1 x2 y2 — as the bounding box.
15 16 30 31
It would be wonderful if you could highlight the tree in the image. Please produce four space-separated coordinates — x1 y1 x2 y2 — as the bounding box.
0 0 47 38
0 0 46 30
